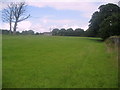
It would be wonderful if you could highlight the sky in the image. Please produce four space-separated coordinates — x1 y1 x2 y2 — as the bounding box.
0 0 119 33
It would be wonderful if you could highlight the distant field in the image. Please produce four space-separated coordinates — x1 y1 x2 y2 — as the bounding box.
2 35 118 88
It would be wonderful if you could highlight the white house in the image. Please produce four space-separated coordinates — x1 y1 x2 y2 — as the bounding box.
43 32 52 36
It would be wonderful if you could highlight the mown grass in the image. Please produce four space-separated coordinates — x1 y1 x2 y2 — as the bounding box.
0 34 2 89
2 35 118 88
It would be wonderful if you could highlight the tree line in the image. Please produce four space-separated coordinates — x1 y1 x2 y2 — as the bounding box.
52 28 84 36
0 29 40 35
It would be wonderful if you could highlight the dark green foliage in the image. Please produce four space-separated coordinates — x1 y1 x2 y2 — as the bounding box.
35 32 40 35
0 29 36 35
52 28 84 36
99 3 120 15
89 11 100 37
16 31 21 35
66 28 74 36
21 30 34 35
99 13 120 40
74 28 84 36
0 29 13 35
58 28 66 36
88 3 120 39
0 29 10 35
52 28 59 35
84 29 97 37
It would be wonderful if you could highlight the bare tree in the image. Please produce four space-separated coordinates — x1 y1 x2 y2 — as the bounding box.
2 3 14 34
12 2 30 34
2 2 30 34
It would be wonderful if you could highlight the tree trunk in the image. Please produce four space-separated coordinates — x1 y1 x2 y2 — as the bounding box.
9 21 12 34
13 21 17 35
9 11 12 35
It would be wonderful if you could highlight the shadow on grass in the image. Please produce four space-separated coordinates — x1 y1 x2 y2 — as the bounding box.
86 37 103 43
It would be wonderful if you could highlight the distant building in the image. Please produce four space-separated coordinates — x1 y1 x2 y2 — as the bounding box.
43 32 52 36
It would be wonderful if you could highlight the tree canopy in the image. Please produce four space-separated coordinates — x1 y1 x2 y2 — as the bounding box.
99 13 120 40
52 28 84 36
88 3 120 40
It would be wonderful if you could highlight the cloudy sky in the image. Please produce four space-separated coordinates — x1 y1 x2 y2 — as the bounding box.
0 0 119 33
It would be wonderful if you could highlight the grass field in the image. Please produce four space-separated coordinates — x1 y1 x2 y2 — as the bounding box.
2 35 118 88
0 34 2 89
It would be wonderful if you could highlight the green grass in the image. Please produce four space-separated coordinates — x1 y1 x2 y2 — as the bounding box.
2 35 118 88
0 34 2 89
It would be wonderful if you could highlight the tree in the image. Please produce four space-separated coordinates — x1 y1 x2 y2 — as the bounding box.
74 28 84 36
52 28 85 36
12 2 30 34
2 2 30 34
99 13 120 40
88 11 100 37
88 3 120 37
66 28 74 36
16 31 21 35
2 3 14 34
59 28 66 36
21 30 34 35
27 30 34 35
52 28 59 35
0 29 10 35
35 32 39 35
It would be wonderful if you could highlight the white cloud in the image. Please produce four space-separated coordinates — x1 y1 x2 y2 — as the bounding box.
0 21 32 32
30 23 49 33
37 15 89 31
27 2 102 21
0 23 10 30
80 25 89 30
60 24 88 30
0 2 8 10
61 25 80 30
27 1 118 12
42 19 74 24
27 2 98 11
18 21 32 32
1 0 118 11
26 0 118 3
27 1 119 20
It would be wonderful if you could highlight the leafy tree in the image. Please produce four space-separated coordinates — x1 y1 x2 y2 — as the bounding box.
99 13 120 40
66 28 74 36
84 29 96 37
74 28 84 36
88 3 120 37
52 28 85 36
27 30 34 35
35 32 39 35
52 28 59 35
21 30 34 35
16 31 21 35
59 28 66 36
88 11 101 37
0 29 10 34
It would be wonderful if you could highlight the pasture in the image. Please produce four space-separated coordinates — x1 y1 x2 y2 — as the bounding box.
2 35 118 88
